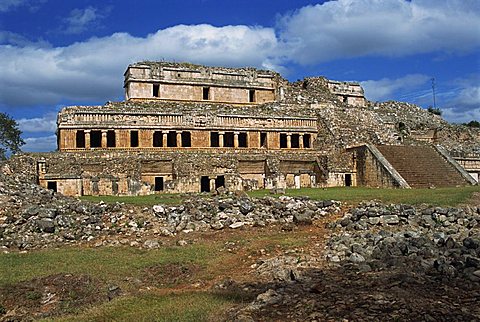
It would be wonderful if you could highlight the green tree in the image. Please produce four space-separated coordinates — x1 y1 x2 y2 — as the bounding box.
464 120 480 128
427 106 442 116
0 112 25 160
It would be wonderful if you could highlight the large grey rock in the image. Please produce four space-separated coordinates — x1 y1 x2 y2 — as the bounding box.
36 218 55 233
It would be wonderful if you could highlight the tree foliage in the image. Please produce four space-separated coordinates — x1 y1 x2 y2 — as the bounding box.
463 120 480 128
0 112 25 160
427 106 442 116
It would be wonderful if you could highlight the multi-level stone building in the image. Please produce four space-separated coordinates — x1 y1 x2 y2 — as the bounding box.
25 61 477 196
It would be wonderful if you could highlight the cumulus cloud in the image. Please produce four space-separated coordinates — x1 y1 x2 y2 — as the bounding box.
361 74 431 101
0 24 278 107
0 0 27 12
18 113 57 133
278 0 480 64
22 135 56 152
442 107 480 124
62 6 106 35
0 0 44 12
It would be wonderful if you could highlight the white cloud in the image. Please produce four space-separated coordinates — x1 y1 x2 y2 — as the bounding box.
22 135 56 152
63 6 104 35
278 0 480 64
442 107 480 124
0 0 44 12
0 0 26 12
0 24 278 107
361 74 430 101
18 113 57 133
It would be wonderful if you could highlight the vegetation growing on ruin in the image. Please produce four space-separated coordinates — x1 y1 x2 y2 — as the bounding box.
248 186 480 207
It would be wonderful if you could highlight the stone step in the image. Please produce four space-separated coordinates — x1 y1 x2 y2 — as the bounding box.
376 145 468 188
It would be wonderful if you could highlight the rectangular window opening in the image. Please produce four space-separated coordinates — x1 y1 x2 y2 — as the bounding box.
76 130 85 148
249 89 256 103
200 176 210 192
345 174 352 187
107 130 116 148
210 132 219 147
280 133 287 148
153 84 160 98
130 130 139 147
90 130 102 148
291 134 300 149
154 177 164 191
260 132 267 148
153 131 163 147
215 175 225 189
303 134 311 148
238 132 248 147
47 181 57 192
167 131 177 147
224 132 234 147
181 131 191 147
203 87 210 100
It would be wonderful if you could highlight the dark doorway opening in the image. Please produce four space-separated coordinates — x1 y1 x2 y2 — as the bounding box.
303 134 311 148
130 130 139 147
260 132 267 148
90 130 102 148
291 134 300 148
153 84 160 97
154 177 164 191
107 130 116 147
181 132 191 147
203 87 210 100
153 131 163 147
200 176 210 192
215 175 225 189
47 181 57 192
280 133 287 148
345 174 352 187
76 130 85 148
224 132 234 147
210 132 219 147
238 132 248 147
249 89 256 102
167 131 177 147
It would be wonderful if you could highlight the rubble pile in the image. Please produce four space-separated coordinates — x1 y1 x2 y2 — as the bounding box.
152 195 339 234
0 167 340 249
325 201 480 281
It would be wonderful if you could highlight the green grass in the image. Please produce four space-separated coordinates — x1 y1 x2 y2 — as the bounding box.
54 291 237 322
80 193 183 206
248 186 480 207
0 245 214 287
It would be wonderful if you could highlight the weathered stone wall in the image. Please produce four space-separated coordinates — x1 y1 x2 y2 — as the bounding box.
125 61 277 104
351 145 401 188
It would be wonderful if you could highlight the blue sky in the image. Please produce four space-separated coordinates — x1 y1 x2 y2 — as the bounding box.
0 0 479 152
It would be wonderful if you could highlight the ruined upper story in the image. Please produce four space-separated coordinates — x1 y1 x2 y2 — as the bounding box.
124 61 366 107
124 61 280 104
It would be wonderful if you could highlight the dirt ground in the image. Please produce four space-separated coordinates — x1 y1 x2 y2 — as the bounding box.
1 202 479 321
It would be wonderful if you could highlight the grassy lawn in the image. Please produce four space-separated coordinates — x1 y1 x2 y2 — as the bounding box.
80 193 184 206
79 186 479 208
0 228 315 321
54 292 237 322
248 186 480 207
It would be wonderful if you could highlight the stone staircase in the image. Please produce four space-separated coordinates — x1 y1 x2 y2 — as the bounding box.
376 145 469 188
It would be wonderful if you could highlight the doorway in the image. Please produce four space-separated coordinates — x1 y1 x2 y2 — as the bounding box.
200 176 210 192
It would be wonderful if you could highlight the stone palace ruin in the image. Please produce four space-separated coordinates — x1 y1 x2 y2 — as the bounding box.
11 61 478 196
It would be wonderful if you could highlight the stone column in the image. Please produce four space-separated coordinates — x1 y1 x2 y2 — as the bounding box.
234 132 239 148
85 130 91 149
210 177 216 192
286 133 292 149
176 131 182 148
162 132 167 148
299 133 304 149
101 130 107 148
219 132 224 148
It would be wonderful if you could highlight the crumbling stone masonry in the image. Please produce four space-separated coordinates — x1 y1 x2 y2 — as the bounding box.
9 61 478 196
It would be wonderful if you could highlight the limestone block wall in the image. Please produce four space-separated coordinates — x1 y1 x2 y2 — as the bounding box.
352 146 402 188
